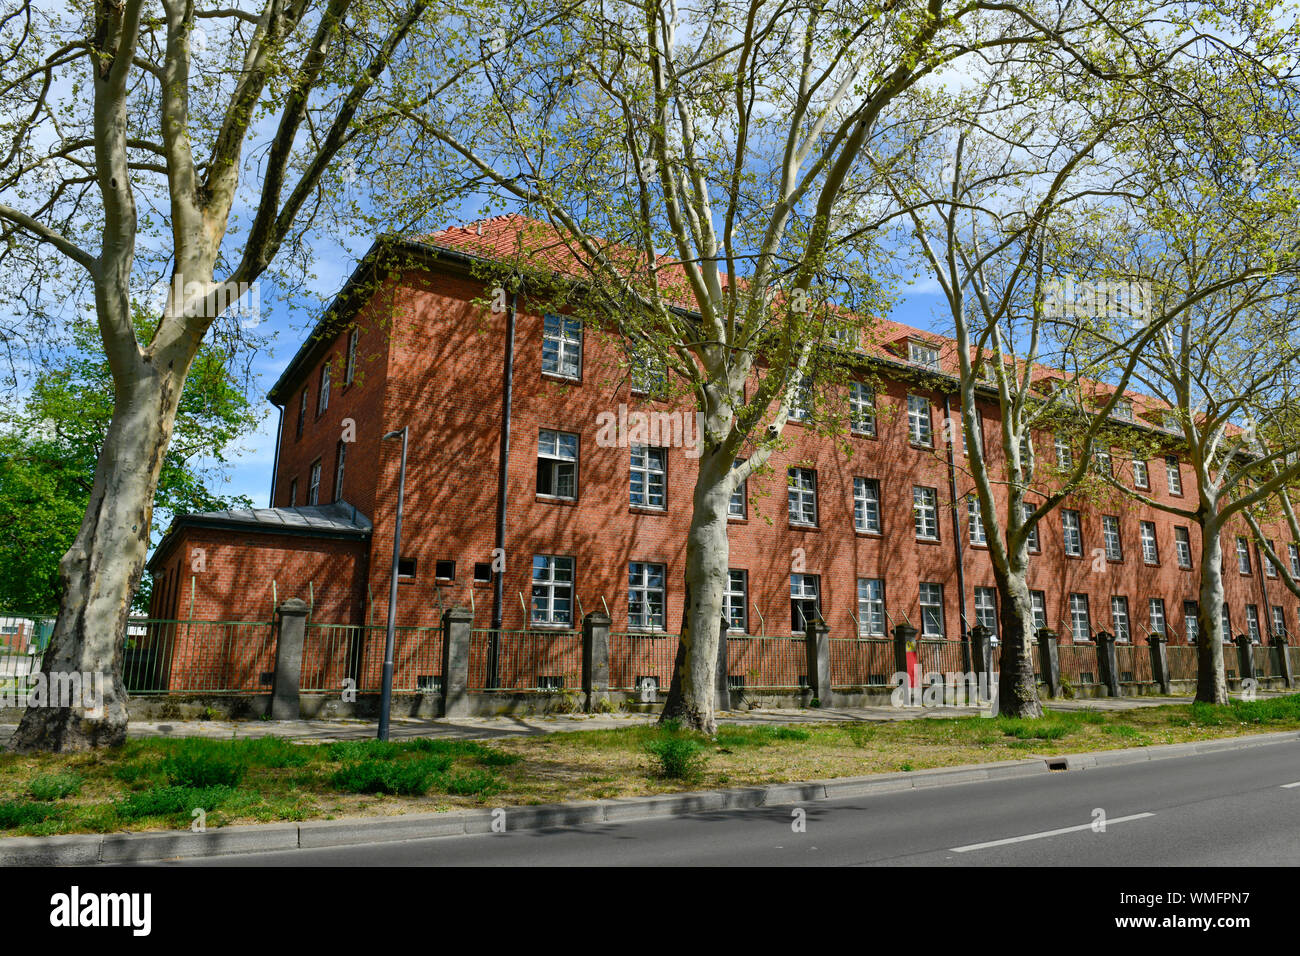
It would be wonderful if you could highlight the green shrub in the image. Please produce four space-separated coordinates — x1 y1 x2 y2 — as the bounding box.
772 725 812 741
438 769 502 797
160 741 246 788
329 756 452 795
238 736 313 768
0 800 64 829
114 785 235 821
644 735 706 779
27 773 83 801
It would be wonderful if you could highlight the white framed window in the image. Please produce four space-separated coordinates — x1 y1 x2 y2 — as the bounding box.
630 445 667 510
1111 596 1130 642
1103 515 1123 561
857 578 885 636
728 459 747 519
850 382 876 437
909 340 940 369
968 496 986 546
630 346 667 396
1290 543 1300 578
1236 536 1252 574
1184 601 1200 643
296 389 307 439
907 394 933 447
1148 597 1167 638
1132 456 1149 489
542 313 583 378
1246 605 1261 643
788 467 817 526
1111 398 1134 421
790 573 821 631
317 363 330 415
1094 447 1112 476
919 583 945 637
1062 510 1082 556
1069 593 1091 643
913 486 939 540
531 555 574 626
1015 431 1029 473
854 477 881 534
1031 591 1048 632
1265 540 1278 578
724 570 748 632
1166 456 1182 495
1175 527 1193 569
1054 433 1073 470
333 441 346 503
308 459 322 506
345 329 358 385
974 586 998 638
1222 604 1233 643
537 429 578 499
1271 605 1287 639
1140 521 1159 564
788 376 813 422
628 562 666 631
1023 503 1041 552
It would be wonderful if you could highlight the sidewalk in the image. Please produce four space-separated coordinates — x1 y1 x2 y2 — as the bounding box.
0 692 1258 747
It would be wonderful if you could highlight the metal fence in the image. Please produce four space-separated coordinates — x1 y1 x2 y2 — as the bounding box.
1115 643 1155 684
124 619 277 694
727 635 807 690
301 623 443 693
609 631 678 692
467 628 583 691
0 613 53 691
829 637 895 687
1057 643 1100 686
1165 644 1198 681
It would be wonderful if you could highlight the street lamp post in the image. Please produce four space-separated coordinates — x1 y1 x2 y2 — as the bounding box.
378 426 408 742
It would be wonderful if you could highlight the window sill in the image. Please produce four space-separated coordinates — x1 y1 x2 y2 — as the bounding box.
789 522 820 532
915 536 942 545
536 494 579 506
630 505 668 516
727 516 748 525
854 529 883 539
541 371 583 385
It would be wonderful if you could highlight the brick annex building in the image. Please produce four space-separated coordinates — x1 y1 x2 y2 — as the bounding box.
148 215 1297 687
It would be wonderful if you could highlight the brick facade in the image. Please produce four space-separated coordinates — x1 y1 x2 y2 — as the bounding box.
150 216 1297 675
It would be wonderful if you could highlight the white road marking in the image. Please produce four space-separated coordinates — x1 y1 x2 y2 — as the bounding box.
951 812 1156 853
1281 781 1300 789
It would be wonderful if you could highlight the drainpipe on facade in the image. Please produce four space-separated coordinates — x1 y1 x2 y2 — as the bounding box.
268 404 284 508
489 290 518 687
944 392 971 672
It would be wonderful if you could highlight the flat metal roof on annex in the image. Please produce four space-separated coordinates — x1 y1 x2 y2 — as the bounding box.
147 501 372 571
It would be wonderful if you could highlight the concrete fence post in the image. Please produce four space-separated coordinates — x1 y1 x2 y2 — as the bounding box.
581 611 611 712
1035 628 1060 699
970 625 993 701
1235 633 1255 686
1274 632 1295 689
804 617 832 706
715 621 733 712
440 606 474 718
271 598 310 720
1148 634 1171 695
1095 631 1120 698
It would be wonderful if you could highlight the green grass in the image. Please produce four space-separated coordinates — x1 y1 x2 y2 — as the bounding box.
2 696 1299 836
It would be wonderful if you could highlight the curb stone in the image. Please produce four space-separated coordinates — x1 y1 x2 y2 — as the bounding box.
1 729 1296 865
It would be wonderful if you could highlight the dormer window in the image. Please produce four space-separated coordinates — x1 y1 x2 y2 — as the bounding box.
909 340 940 370
1111 398 1133 421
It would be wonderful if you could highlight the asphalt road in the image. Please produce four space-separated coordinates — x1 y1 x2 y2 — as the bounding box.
174 740 1300 866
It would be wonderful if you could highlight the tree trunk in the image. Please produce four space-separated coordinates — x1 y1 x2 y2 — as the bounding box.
8 368 182 752
660 447 731 734
1195 522 1229 704
993 561 1043 717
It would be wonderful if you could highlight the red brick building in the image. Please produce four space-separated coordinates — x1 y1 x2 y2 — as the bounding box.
148 215 1297 677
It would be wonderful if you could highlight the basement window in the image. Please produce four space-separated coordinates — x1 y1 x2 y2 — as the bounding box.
473 562 493 584
398 557 417 580
435 560 455 582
